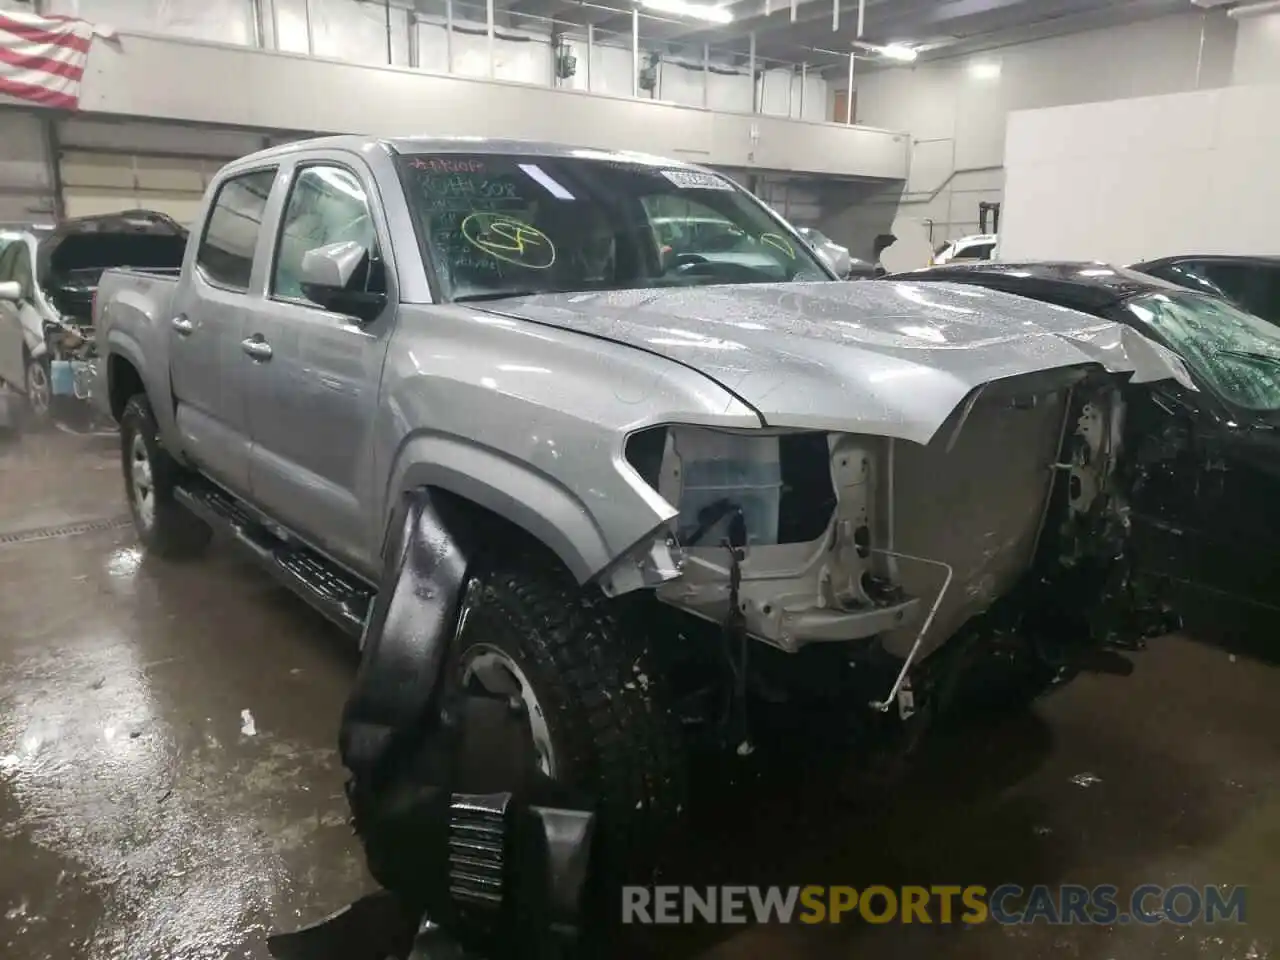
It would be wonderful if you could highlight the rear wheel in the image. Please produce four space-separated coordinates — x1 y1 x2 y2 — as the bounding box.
119 394 211 558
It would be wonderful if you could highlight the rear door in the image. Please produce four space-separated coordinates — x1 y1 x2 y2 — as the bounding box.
241 158 395 575
169 166 278 495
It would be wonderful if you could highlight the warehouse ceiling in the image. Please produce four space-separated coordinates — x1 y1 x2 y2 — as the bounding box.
496 0 1194 72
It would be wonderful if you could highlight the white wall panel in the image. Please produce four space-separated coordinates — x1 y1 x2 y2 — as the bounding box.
266 0 408 64
1233 12 1280 84
582 42 635 98
707 68 752 113
416 17 548 84
74 32 908 180
999 84 1280 264
50 0 824 115
312 0 409 66
269 0 311 53
848 9 1238 245
48 0 252 45
659 60 707 107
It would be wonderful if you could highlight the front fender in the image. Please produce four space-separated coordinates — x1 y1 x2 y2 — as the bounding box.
383 432 633 584
342 488 472 786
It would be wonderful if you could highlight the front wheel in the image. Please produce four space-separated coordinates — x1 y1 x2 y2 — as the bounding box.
356 559 688 903
23 353 52 429
119 394 211 558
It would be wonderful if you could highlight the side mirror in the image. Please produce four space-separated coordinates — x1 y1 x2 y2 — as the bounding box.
0 280 22 302
299 240 387 324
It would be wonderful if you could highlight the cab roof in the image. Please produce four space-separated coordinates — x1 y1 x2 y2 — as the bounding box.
233 134 708 173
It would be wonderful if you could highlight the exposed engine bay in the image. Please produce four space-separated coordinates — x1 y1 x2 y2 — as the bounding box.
40 315 98 402
616 363 1164 730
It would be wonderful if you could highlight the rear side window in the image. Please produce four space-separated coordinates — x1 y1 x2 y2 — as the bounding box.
197 168 277 290
1254 267 1280 324
952 242 995 261
1200 262 1258 303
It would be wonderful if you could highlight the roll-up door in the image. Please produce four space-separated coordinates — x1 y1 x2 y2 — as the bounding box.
55 120 281 227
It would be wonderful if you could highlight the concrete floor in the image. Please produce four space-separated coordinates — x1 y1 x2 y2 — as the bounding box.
1 427 1278 960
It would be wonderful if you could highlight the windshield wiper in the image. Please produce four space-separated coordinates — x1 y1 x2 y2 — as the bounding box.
453 290 543 303
1219 349 1280 367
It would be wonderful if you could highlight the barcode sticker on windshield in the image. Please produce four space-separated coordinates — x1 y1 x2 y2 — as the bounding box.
660 169 734 191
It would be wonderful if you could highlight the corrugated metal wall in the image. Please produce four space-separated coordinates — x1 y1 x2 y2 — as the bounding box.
0 113 56 225
55 119 293 225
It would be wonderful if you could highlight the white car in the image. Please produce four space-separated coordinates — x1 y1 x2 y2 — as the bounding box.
0 211 186 425
932 233 998 265
795 226 875 280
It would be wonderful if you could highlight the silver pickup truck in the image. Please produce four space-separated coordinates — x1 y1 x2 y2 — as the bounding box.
94 135 1184 885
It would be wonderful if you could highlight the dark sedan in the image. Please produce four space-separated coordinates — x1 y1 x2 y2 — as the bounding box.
883 261 1280 614
1130 254 1280 327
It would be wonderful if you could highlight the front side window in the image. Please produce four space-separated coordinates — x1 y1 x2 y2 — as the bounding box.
396 154 831 301
1150 261 1229 299
196 168 277 290
1253 268 1280 324
273 165 379 300
1124 291 1280 411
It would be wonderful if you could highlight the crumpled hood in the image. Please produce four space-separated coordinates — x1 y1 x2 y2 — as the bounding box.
485 280 1188 445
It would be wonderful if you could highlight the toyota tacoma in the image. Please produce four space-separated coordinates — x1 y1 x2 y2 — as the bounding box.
93 136 1185 896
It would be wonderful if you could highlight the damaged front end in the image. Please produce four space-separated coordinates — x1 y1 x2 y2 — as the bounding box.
607 358 1177 735
36 315 98 404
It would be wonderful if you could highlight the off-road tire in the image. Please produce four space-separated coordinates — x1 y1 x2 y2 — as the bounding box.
448 561 688 888
119 394 212 558
352 553 689 932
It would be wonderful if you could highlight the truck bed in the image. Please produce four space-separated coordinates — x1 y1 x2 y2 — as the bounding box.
92 267 183 420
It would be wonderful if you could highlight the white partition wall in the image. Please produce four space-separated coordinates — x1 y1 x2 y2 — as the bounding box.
998 83 1280 264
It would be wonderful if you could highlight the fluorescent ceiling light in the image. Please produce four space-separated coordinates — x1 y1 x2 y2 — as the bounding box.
852 39 918 62
880 43 918 61
638 0 733 22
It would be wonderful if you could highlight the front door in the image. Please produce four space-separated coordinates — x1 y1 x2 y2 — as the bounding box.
242 160 394 577
1126 380 1280 612
0 242 27 387
169 166 278 496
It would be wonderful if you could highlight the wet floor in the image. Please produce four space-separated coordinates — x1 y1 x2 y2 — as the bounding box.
1 427 1278 960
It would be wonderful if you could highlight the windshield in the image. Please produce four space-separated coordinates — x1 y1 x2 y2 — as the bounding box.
1124 291 1280 411
396 153 832 300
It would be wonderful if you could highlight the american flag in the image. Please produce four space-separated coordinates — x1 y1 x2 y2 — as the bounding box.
0 11 103 111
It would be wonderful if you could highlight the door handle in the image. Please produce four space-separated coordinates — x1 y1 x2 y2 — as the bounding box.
171 315 194 336
241 336 273 362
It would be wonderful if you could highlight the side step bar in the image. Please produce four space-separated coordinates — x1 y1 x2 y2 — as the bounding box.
174 481 375 638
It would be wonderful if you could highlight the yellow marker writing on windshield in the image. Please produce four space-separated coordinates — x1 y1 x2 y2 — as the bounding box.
461 212 556 268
